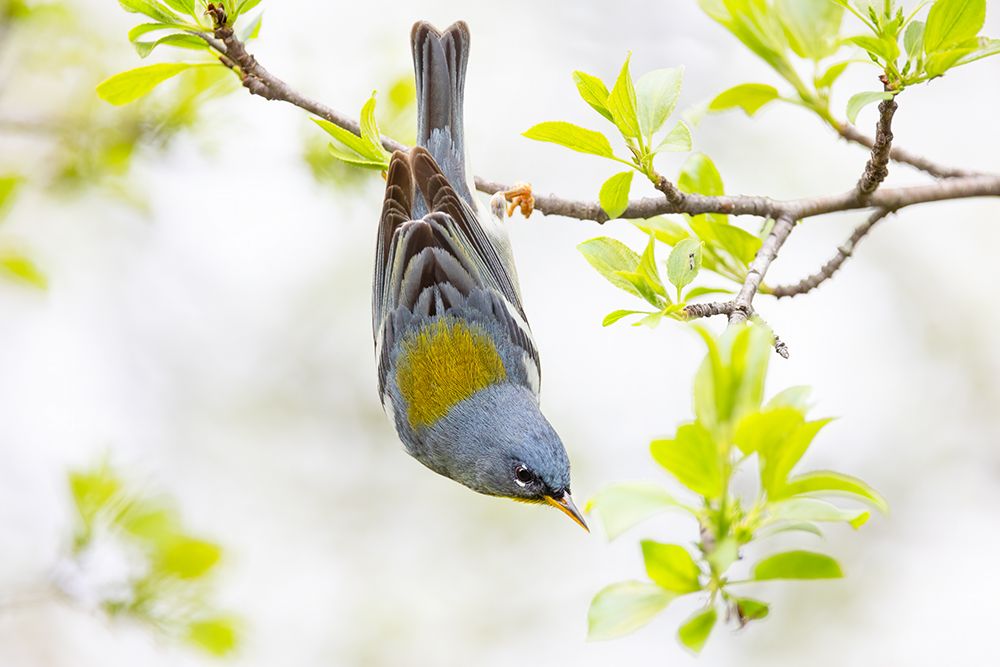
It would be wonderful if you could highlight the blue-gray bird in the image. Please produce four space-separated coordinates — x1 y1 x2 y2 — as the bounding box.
373 21 586 530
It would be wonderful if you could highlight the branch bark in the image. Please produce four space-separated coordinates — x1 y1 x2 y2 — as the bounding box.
837 122 978 179
770 209 893 299
855 98 896 197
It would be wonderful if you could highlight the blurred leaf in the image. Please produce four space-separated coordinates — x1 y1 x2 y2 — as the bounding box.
777 0 843 60
523 121 615 158
97 62 213 105
760 418 833 495
765 385 812 411
588 581 675 640
120 504 179 545
187 617 238 656
587 483 687 539
708 83 779 116
134 33 207 58
607 54 641 139
707 537 738 573
312 117 385 164
924 0 985 54
650 422 723 497
641 541 702 593
69 466 122 528
161 0 195 16
573 70 613 121
702 219 762 265
239 11 263 41
776 470 888 513
846 90 893 124
119 0 184 25
678 152 724 196
694 324 772 436
667 238 702 290
734 406 805 457
636 235 667 297
925 39 979 75
678 607 717 654
955 37 1000 66
636 67 684 139
753 550 843 580
602 309 648 327
904 20 925 59
156 538 221 579
770 498 870 529
847 33 899 65
236 0 264 17
0 251 47 289
600 171 635 219
684 286 734 299
631 217 690 245
734 597 770 623
757 520 824 538
655 121 692 152
816 61 850 88
0 176 22 220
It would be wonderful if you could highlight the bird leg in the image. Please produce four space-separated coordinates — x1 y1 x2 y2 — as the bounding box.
502 182 534 218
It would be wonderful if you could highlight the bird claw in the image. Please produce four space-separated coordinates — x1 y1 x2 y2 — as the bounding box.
503 182 534 218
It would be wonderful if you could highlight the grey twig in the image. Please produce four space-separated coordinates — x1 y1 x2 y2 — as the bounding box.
837 122 978 179
856 98 897 197
682 301 740 320
730 216 797 325
770 208 893 299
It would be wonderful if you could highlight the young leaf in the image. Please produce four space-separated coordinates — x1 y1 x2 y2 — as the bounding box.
641 541 702 593
187 617 238 656
678 607 717 654
708 83 779 116
312 117 385 162
636 235 667 297
765 385 812 411
0 251 47 289
904 20 925 59
96 62 210 105
707 537 739 573
631 217 690 245
776 0 844 61
769 498 871 529
0 176 22 219
599 171 635 219
588 581 675 640
684 286 734 299
606 54 641 139
816 61 850 89
650 422 724 497
586 483 687 539
753 550 843 580
734 597 770 624
119 0 184 25
776 470 888 513
359 92 381 149
667 238 702 290
635 67 684 139
760 418 834 495
573 71 613 121
734 406 805 457
923 0 986 54
846 91 894 124
655 121 692 153
578 237 646 298
701 219 762 265
155 538 222 579
523 121 615 158
757 520 824 538
602 310 648 327
678 153 724 196
134 33 207 58
161 0 195 15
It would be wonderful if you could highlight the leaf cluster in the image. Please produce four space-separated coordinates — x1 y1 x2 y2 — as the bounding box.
68 461 238 656
586 324 887 652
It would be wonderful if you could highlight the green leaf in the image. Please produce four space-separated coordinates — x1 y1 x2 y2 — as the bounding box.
599 171 634 219
757 520 824 538
925 39 979 76
701 219 762 265
327 145 389 170
650 422 724 497
155 538 222 579
573 70 613 122
239 11 263 41
588 581 675 640
684 286 734 299
924 0 985 54
734 597 770 623
635 67 684 139
777 0 843 60
816 61 850 89
586 483 687 539
636 235 667 297
312 117 385 163
96 62 210 105
0 251 47 289
631 217 689 245
236 0 263 19
119 0 183 24
667 238 702 290
601 309 647 327
848 34 899 64
904 20 925 60
760 418 834 495
655 121 692 153
753 550 843 580
707 537 739 573
678 607 717 654
359 92 381 150
578 237 646 299
956 37 1000 66
770 498 870 529
523 121 615 158
0 176 22 219
606 54 641 139
708 83 779 116
734 406 805 457
634 312 664 328
187 617 238 656
846 91 893 124
776 470 888 513
765 385 812 411
641 541 702 593
678 153 724 196
161 0 195 15
134 33 207 58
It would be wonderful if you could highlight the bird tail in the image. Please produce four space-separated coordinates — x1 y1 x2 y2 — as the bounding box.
411 20 473 208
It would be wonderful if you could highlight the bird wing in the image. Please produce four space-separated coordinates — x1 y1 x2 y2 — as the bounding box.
373 149 539 400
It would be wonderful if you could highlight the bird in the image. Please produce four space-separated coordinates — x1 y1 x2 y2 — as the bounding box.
372 20 586 530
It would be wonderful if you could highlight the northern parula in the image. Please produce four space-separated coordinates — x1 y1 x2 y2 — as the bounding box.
372 21 586 530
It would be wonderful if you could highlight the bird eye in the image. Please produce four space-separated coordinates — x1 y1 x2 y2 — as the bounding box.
514 464 535 487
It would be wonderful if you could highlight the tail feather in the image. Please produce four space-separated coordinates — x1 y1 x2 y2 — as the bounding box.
411 20 473 209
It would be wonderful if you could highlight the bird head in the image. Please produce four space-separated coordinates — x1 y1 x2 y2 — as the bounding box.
417 383 588 531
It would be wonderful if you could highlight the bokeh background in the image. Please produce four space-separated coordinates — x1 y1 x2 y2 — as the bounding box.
2 0 999 665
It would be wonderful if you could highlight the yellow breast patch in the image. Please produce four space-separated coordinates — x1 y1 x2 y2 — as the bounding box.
396 318 507 428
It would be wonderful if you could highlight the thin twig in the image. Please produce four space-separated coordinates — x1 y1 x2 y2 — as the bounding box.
682 301 739 320
770 208 893 298
730 215 797 324
856 98 897 197
837 122 978 179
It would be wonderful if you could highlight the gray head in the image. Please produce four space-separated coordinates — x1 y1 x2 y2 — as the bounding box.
417 383 587 529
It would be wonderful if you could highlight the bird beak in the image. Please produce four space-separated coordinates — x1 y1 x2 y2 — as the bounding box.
544 491 589 532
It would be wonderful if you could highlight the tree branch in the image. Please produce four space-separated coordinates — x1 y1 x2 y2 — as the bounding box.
729 215 797 325
769 208 893 299
855 98 896 197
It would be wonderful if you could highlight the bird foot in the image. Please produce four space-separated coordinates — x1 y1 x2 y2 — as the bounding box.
503 182 534 218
